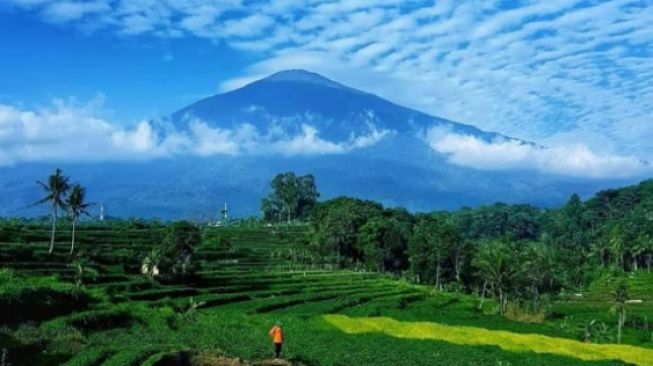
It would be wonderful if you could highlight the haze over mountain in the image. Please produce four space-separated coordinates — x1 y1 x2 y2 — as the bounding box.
0 70 645 218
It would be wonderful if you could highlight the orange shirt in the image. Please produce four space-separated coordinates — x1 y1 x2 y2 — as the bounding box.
269 325 283 343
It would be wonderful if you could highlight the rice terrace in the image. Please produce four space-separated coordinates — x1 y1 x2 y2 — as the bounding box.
2 1 653 365
2 170 653 366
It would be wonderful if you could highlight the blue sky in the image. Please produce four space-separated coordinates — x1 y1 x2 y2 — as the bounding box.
0 5 253 121
0 0 651 177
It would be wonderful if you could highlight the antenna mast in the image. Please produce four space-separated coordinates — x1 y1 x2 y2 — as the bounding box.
221 202 228 224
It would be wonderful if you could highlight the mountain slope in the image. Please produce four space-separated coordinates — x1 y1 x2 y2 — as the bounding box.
0 70 635 218
169 69 514 143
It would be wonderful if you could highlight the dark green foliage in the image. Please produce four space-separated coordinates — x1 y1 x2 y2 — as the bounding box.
357 216 409 272
472 241 521 315
0 270 95 326
306 179 653 313
0 221 651 366
261 172 319 223
3 173 653 365
60 348 108 366
308 197 383 266
408 215 462 288
158 222 202 281
67 310 137 334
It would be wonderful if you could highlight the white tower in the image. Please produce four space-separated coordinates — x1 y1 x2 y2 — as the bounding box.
221 202 228 223
99 202 105 221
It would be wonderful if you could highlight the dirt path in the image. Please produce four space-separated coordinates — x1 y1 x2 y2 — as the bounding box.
190 353 296 366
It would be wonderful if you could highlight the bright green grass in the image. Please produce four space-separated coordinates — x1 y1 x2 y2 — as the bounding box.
2 225 653 366
324 314 653 366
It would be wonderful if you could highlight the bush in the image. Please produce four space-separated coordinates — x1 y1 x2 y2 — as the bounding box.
158 222 202 282
0 270 95 326
60 349 108 366
68 310 137 334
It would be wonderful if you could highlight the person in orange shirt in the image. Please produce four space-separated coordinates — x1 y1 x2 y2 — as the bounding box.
269 320 284 359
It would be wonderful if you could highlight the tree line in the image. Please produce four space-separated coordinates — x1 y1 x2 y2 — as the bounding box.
263 173 653 317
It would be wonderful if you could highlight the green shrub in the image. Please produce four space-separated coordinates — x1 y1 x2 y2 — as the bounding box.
68 310 137 334
101 348 157 366
0 270 95 326
60 349 108 366
158 222 202 282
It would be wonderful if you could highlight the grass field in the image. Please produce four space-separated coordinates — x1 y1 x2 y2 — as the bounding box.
1 223 652 365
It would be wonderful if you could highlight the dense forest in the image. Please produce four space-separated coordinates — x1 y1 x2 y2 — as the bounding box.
262 175 653 315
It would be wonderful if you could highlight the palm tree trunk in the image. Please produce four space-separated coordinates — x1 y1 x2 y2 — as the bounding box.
49 204 57 254
70 217 76 255
478 281 487 310
454 254 462 282
617 310 624 344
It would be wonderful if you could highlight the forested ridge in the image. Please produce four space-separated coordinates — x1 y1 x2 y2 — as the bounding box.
303 178 653 314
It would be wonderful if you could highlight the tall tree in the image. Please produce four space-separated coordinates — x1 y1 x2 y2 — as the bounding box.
590 238 611 267
614 280 629 344
262 172 320 223
639 234 653 272
158 221 202 281
357 216 408 273
309 197 383 266
629 233 653 272
408 216 459 289
297 174 319 220
522 243 556 311
472 241 520 316
66 184 92 255
609 225 626 271
34 168 70 254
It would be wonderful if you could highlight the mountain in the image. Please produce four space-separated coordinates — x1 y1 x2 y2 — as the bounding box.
0 70 635 219
169 69 514 142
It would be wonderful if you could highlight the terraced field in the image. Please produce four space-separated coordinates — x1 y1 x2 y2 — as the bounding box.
1 224 653 366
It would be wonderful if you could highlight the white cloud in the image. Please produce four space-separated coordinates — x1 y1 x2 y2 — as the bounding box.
187 120 242 156
426 127 651 179
222 14 275 37
41 1 110 23
184 118 390 157
4 0 653 167
0 98 168 164
0 98 389 165
271 125 344 155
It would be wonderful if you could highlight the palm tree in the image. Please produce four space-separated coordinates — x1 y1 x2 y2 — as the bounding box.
632 234 653 272
590 239 611 267
472 241 520 316
34 168 70 254
522 243 555 311
609 225 625 271
66 184 91 255
644 235 653 272
614 280 629 344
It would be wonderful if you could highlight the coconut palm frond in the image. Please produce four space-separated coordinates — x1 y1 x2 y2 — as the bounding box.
34 168 72 254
